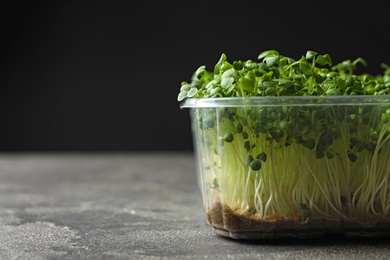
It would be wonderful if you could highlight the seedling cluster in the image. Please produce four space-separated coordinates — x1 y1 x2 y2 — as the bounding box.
179 50 390 236
178 50 390 101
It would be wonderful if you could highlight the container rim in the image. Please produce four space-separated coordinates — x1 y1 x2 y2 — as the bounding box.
180 95 390 108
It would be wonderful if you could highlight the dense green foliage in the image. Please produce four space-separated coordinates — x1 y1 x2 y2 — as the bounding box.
179 51 390 223
178 50 390 101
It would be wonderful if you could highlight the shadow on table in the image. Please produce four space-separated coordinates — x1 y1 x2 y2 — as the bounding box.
217 233 390 246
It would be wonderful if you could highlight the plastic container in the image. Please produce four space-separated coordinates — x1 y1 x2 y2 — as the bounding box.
181 96 390 239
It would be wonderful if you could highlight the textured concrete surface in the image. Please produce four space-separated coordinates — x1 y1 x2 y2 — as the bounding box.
1 152 390 259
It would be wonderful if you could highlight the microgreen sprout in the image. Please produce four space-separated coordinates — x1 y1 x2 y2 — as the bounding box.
178 50 390 101
180 50 390 234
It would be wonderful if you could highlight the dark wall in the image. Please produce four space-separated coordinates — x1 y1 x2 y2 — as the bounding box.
1 1 389 151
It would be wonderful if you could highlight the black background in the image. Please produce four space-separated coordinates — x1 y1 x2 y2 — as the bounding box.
1 1 389 151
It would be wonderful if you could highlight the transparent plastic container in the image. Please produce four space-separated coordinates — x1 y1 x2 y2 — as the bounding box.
181 96 390 239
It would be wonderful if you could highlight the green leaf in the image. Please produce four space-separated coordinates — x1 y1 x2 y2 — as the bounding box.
279 120 289 131
301 138 315 149
316 54 332 66
326 88 342 95
369 128 378 141
250 159 262 171
347 151 357 162
223 132 234 142
353 57 367 67
245 60 259 70
300 60 313 76
240 78 254 92
180 83 191 91
256 152 267 162
222 68 236 78
265 87 277 96
337 78 346 90
314 73 324 83
276 79 294 88
264 55 279 67
305 50 318 60
233 61 243 70
220 62 233 72
214 63 221 74
258 50 279 60
195 66 206 79
217 53 227 65
240 71 256 92
187 87 198 97
177 91 188 101
221 77 234 89
323 81 338 89
262 80 277 88
245 154 254 166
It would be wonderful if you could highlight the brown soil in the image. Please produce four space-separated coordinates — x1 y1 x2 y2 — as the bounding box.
206 202 390 238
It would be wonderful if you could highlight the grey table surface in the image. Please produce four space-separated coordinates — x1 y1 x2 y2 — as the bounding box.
1 152 390 260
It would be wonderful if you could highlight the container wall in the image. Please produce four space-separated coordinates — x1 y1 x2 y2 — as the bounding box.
188 100 390 238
